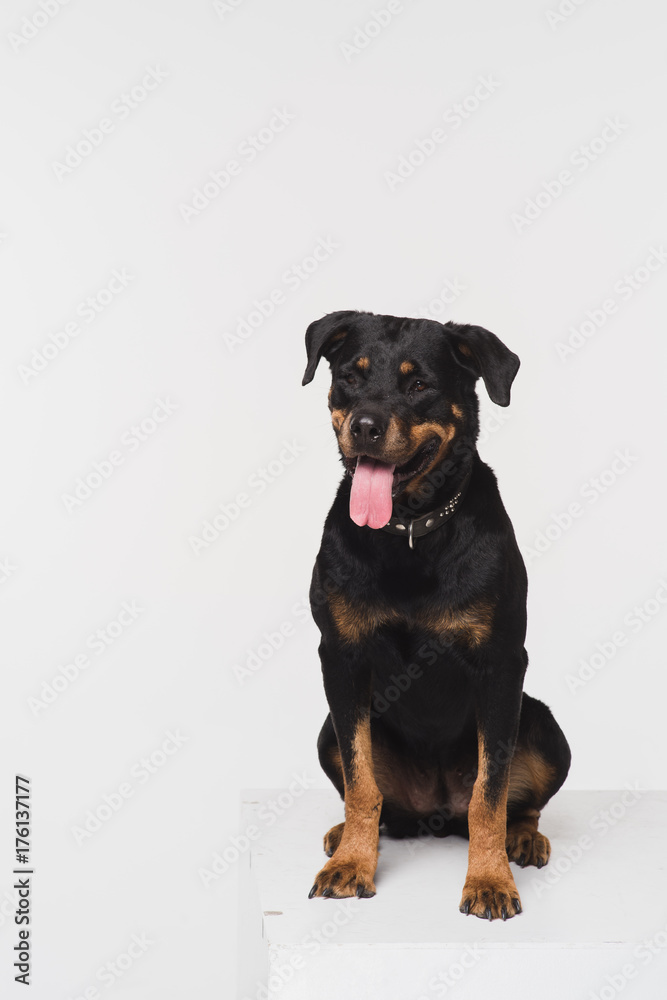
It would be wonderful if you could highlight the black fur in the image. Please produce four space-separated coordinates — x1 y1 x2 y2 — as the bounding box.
303 310 571 914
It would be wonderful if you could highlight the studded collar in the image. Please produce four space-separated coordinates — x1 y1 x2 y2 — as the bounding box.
380 468 473 548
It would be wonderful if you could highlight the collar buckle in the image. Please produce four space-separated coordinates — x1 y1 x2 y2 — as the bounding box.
381 468 473 546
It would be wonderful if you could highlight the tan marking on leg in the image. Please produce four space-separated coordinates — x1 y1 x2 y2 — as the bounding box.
323 821 345 856
508 748 556 807
419 601 494 648
460 732 521 919
506 812 551 868
311 715 382 898
343 719 383 853
326 745 343 789
399 360 414 374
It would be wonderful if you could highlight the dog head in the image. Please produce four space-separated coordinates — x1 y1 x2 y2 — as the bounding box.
302 310 519 528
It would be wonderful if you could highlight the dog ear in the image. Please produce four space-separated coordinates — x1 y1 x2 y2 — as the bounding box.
445 323 520 406
302 311 359 386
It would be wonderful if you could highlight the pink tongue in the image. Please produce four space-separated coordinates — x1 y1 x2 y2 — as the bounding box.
350 456 396 529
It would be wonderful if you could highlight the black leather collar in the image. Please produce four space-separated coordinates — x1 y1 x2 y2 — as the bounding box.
381 469 472 548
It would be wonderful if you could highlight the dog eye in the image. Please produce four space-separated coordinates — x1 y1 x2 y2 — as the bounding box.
410 379 427 392
345 374 357 385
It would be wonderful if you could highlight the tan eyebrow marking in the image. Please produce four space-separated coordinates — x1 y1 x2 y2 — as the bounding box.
400 361 414 374
356 357 370 370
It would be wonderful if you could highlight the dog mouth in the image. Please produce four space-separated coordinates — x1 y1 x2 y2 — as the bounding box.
343 438 439 529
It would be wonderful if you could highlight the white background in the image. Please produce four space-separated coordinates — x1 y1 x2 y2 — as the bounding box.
1 0 666 997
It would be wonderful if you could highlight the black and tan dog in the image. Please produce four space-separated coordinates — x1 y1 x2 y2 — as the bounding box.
302 310 571 920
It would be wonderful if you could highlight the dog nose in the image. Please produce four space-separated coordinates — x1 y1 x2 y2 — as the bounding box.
350 411 387 446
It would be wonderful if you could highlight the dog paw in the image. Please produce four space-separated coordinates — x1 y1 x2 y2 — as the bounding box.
323 821 345 857
459 870 522 920
506 826 551 869
308 853 377 899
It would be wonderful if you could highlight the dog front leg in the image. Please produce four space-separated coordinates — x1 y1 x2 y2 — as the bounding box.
309 643 382 899
460 666 524 920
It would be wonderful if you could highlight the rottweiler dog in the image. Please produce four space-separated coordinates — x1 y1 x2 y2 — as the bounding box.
302 310 571 920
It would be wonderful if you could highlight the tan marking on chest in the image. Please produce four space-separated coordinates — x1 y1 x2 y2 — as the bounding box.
418 602 494 647
328 593 493 647
328 593 399 644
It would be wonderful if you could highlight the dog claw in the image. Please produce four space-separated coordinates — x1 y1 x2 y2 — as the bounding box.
322 887 333 897
512 897 522 914
516 853 526 867
536 858 545 869
485 907 493 921
501 906 508 920
308 885 317 899
460 900 471 915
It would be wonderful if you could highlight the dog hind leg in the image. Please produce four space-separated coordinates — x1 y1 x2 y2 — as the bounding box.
506 694 571 868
